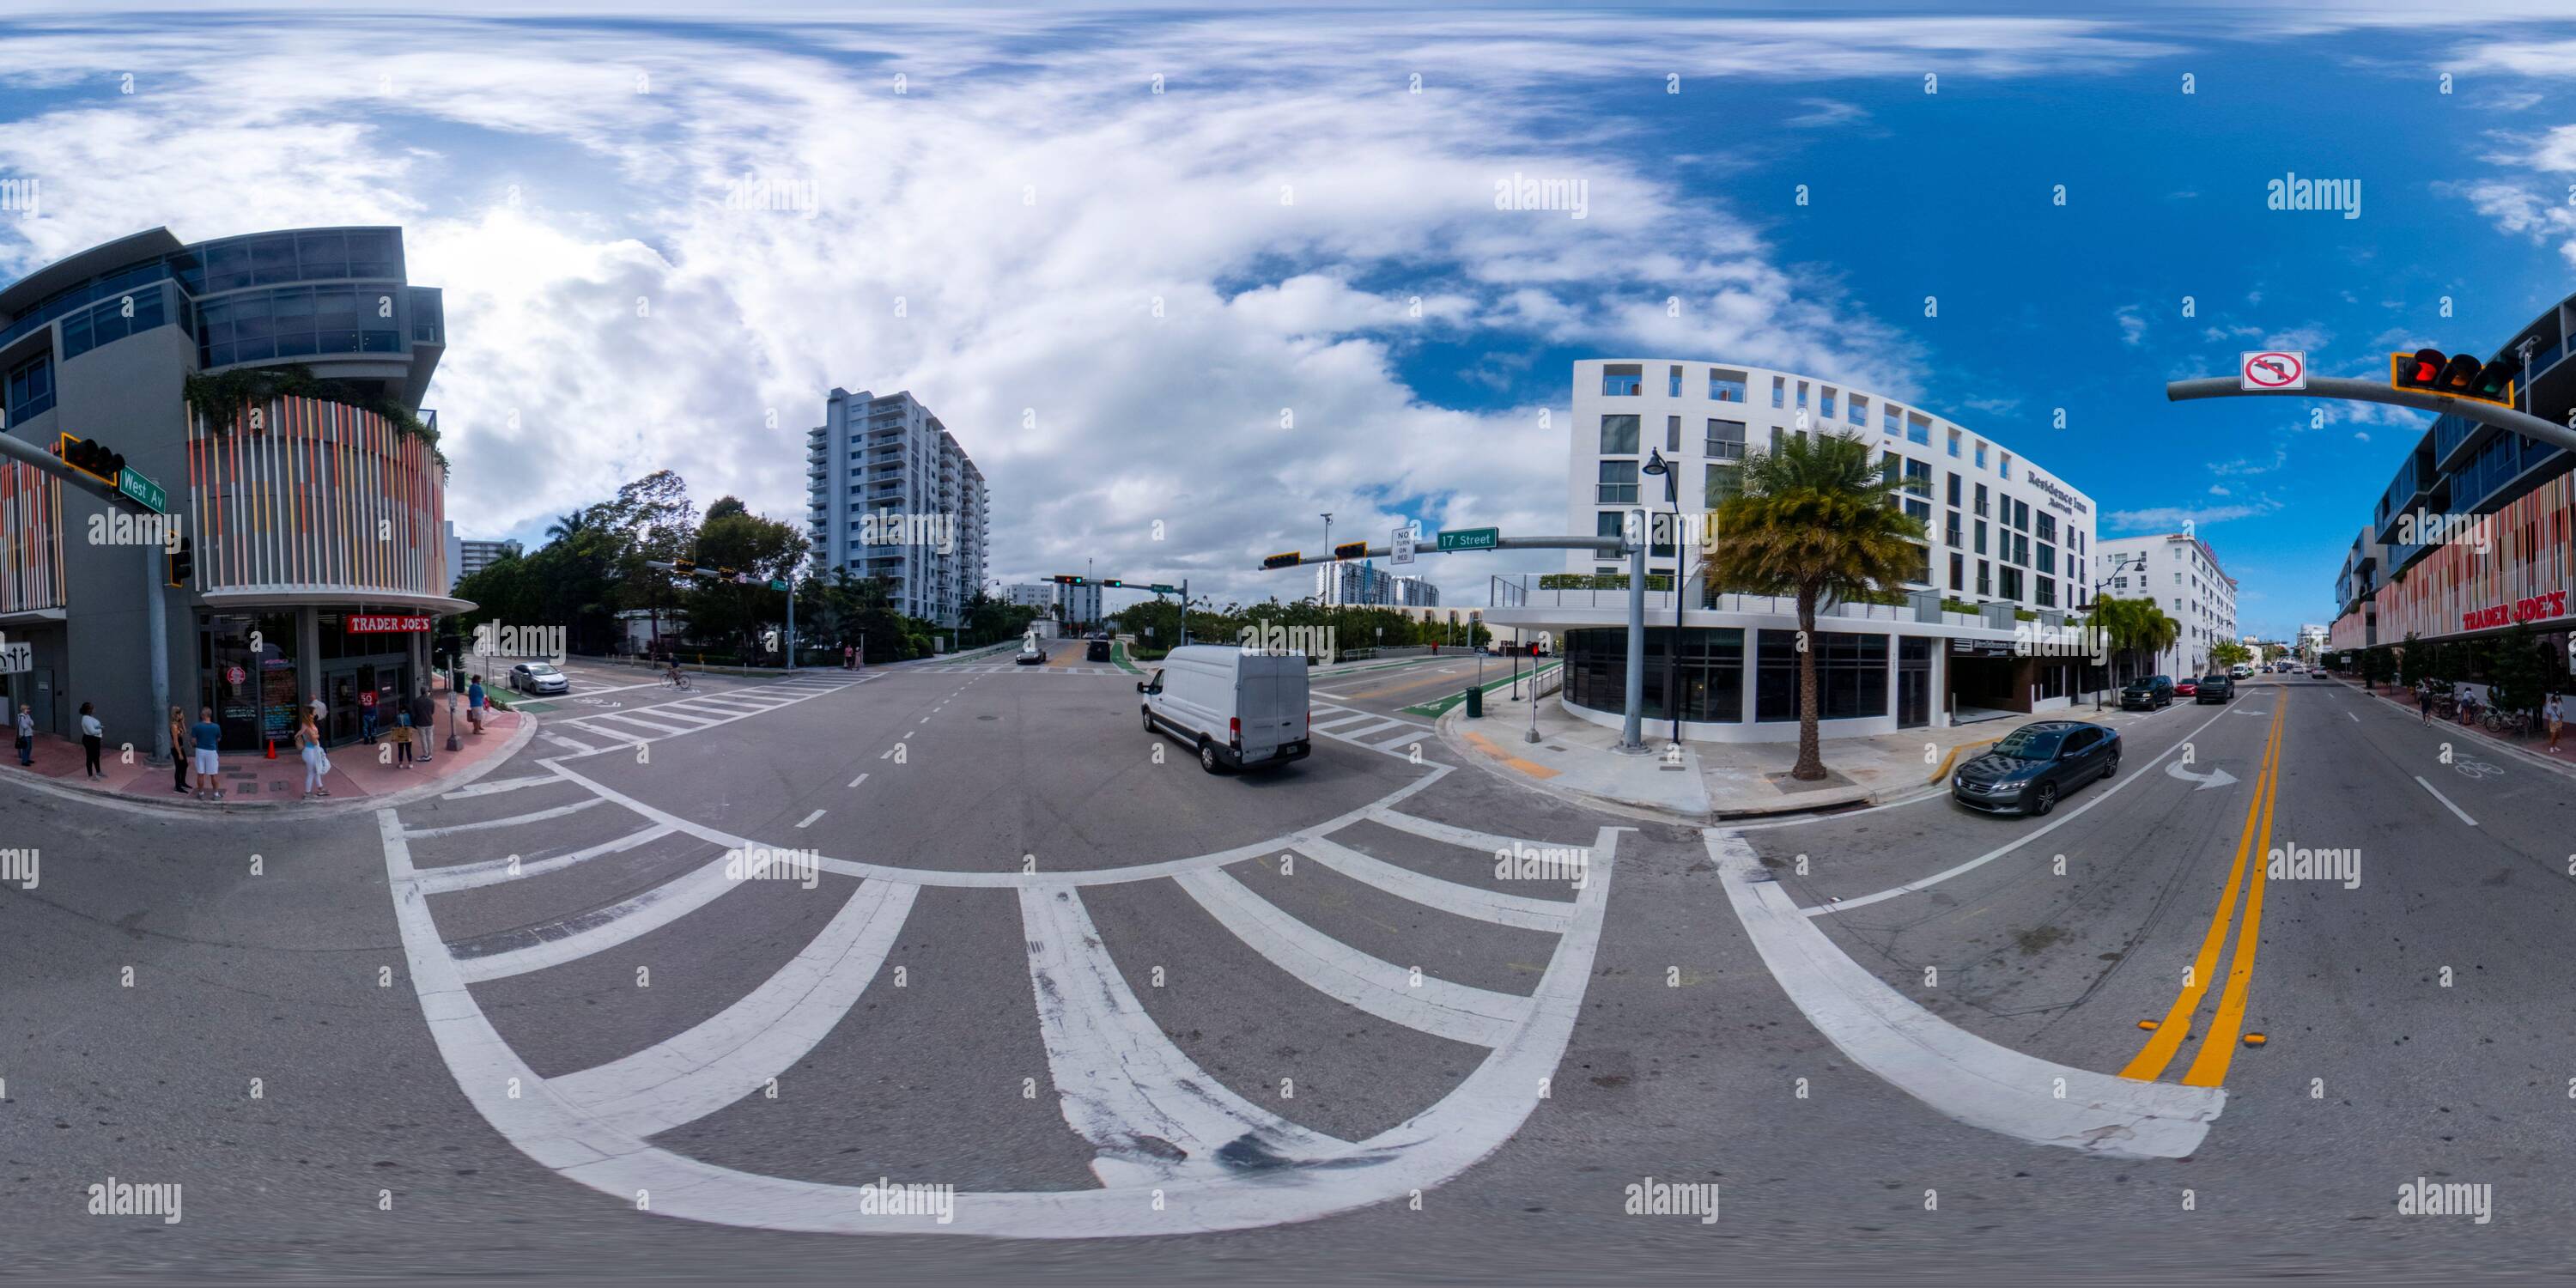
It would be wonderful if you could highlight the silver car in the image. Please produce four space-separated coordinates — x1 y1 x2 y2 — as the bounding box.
508 661 569 695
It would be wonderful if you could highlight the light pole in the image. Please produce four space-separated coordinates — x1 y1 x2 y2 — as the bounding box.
2089 556 2148 710
1642 449 1683 747
1320 512 1336 661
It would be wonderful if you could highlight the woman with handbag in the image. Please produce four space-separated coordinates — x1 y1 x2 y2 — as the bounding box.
296 714 331 800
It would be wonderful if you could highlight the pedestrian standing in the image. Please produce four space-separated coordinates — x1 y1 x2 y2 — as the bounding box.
2548 692 2565 754
466 674 486 734
168 706 191 794
394 706 416 769
296 714 331 799
78 702 102 779
360 688 379 744
14 703 32 766
191 707 223 800
2418 680 2433 725
411 685 437 763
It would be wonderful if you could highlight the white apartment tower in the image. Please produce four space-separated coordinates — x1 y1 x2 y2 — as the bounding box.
2094 532 2239 677
807 388 990 629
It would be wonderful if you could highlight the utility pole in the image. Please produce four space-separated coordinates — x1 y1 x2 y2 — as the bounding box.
0 432 175 765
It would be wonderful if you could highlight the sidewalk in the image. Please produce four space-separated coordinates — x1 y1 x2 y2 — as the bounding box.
2332 674 2576 776
4 707 531 812
1440 677 2100 823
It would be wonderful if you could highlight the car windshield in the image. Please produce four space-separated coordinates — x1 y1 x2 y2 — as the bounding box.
2202 675 2227 683
1990 727 2067 760
527 664 557 675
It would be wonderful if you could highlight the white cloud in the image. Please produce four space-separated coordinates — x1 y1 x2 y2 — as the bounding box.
2115 304 2147 347
1784 99 1868 129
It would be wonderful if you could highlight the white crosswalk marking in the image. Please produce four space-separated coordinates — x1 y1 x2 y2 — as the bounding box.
547 879 918 1138
376 762 1619 1239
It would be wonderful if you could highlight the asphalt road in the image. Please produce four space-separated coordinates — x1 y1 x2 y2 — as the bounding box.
7 665 2573 1280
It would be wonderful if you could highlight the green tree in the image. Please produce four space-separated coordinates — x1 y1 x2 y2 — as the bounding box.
1704 431 1924 781
2209 640 2252 668
2485 623 2551 716
2361 644 2394 691
2396 633 2425 688
682 497 810 657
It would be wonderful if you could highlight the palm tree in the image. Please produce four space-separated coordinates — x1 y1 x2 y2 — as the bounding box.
1705 431 1925 781
544 509 590 544
2087 596 2178 684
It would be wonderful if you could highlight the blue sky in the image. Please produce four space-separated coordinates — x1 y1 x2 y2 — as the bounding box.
5 5 2576 635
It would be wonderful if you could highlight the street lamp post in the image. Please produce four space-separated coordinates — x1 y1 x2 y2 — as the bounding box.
1642 449 1683 748
2090 556 2148 710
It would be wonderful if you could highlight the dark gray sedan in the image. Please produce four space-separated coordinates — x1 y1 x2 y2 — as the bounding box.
1950 720 2121 817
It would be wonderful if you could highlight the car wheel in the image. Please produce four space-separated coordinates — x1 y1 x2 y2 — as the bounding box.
1141 707 1155 734
2102 752 2119 781
1198 740 1224 775
2032 781 2059 816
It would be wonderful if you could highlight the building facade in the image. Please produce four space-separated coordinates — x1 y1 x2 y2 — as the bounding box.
1002 582 1054 611
1315 562 1441 607
805 388 989 629
2093 532 2239 677
0 225 459 752
1056 580 1103 629
2328 298 2576 666
454 537 517 585
1492 358 2100 743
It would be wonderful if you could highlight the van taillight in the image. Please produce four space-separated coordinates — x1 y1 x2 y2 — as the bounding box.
1229 716 1241 749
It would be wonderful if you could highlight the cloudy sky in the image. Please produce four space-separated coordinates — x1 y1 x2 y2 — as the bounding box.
7 3 2576 634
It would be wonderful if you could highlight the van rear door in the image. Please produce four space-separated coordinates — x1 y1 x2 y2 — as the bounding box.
1236 656 1305 758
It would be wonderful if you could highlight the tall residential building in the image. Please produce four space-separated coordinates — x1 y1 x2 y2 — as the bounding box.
1002 582 1054 611
0 225 456 750
2095 532 2238 677
805 387 989 629
1316 562 1439 607
1057 580 1103 628
455 536 519 584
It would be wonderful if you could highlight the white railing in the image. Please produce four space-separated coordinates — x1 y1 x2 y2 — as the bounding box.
1498 585 1989 628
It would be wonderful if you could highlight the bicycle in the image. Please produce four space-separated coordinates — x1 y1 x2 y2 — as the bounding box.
664 671 693 692
2433 693 2458 720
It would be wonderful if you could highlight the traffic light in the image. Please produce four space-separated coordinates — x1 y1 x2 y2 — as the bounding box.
1333 540 1367 560
166 536 192 588
1051 574 1088 585
1101 579 1126 588
1261 551 1301 570
57 434 124 486
2391 347 2518 408
672 558 696 575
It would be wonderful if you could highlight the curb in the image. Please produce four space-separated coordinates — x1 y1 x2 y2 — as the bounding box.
1431 702 1918 827
0 713 540 823
2336 675 2576 785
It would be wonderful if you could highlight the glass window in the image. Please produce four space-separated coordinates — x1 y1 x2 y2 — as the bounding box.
1978 560 1992 596
1907 414 1931 446
1711 371 1747 403
2038 544 2056 575
2038 513 2057 543
1882 403 1899 434
1598 414 1640 454
5 352 54 423
1974 440 1988 468
2002 567 2023 600
1596 511 1625 541
296 230 349 279
1947 428 1961 458
1668 365 1683 397
1756 629 1886 721
1666 415 1681 453
1796 381 1808 408
1564 627 1744 724
1704 418 1746 460
250 234 297 286
1597 460 1639 503
1820 390 1837 420
1974 519 1987 555
1849 395 1868 427
1949 552 1965 591
2001 451 2014 477
271 289 318 357
1770 376 1784 409
1601 365 1643 396
1905 460 1932 495
1946 473 1961 506
346 229 401 278
1945 512 1963 546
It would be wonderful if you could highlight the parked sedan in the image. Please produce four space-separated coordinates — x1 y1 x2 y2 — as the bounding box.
507 661 568 695
2195 673 2234 703
2173 677 2199 699
1951 720 2123 817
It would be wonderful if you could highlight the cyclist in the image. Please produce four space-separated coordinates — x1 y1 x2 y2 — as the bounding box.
665 659 686 689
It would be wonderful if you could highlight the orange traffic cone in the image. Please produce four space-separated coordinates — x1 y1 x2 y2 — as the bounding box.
265 737 276 759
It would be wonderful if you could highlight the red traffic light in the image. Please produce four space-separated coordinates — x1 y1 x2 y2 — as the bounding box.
2391 347 2517 408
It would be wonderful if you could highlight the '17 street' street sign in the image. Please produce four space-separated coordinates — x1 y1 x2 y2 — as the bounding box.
1437 526 1500 552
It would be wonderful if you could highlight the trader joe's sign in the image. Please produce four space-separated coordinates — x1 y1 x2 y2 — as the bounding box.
2461 591 2567 632
349 614 433 634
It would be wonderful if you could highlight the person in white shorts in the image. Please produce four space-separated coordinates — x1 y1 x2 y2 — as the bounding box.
191 707 224 801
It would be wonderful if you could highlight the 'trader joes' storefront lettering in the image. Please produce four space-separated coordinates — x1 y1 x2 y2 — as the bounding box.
2461 590 2569 632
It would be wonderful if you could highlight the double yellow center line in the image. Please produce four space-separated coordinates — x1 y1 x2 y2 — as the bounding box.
2120 692 2287 1088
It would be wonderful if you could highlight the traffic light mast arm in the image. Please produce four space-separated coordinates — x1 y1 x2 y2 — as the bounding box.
2164 375 2576 456
0 428 151 513
1254 534 1629 570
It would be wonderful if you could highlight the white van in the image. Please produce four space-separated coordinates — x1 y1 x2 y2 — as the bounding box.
1139 645 1311 774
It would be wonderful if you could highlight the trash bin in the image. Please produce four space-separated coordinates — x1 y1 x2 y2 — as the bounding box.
1464 686 1483 719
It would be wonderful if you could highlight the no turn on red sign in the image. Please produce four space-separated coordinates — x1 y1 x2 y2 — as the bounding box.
2239 350 2306 391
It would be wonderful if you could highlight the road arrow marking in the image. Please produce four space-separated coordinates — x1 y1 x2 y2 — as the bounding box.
2164 761 2239 791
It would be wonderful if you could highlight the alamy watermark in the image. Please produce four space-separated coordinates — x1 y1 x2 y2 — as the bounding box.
0 847 34 889
1240 623 1334 659
2267 841 2360 890
88 1176 180 1224
473 622 567 664
1494 842 1588 889
2389 507 2489 555
86 511 182 550
2397 1176 2491 1224
1494 172 1588 220
0 175 35 219
723 172 817 219
856 1176 954 1224
723 844 819 890
857 507 955 556
1625 1176 1717 1224
2267 171 2360 220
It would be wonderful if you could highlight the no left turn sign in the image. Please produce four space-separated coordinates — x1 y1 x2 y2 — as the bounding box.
2240 349 2306 391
